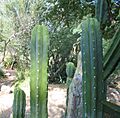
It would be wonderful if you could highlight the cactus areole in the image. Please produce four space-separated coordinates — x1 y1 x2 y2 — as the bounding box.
30 25 49 118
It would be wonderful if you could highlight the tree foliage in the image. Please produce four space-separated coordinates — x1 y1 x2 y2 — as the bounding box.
0 0 119 82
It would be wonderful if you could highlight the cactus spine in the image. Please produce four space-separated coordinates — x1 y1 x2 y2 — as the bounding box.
13 87 26 118
30 24 49 118
81 18 104 118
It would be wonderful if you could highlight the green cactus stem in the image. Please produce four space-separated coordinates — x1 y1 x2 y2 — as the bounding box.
95 0 109 26
81 18 104 118
66 62 76 87
65 62 75 117
30 24 49 118
103 26 120 80
13 87 26 118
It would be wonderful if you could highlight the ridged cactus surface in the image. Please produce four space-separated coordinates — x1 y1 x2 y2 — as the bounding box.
66 62 75 78
103 26 120 80
30 24 49 118
66 62 75 88
65 62 75 117
81 18 104 118
95 0 108 25
13 87 26 118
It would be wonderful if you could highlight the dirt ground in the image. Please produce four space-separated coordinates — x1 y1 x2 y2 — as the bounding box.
0 76 67 118
0 70 120 118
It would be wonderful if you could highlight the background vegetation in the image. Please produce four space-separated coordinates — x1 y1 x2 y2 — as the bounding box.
0 0 120 83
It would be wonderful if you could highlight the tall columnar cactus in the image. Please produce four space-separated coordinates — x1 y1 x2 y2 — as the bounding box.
95 0 109 25
66 62 75 87
13 87 26 118
81 18 104 118
30 24 49 118
65 62 75 117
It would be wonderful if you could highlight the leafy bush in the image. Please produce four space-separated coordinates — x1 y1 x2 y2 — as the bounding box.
3 57 13 69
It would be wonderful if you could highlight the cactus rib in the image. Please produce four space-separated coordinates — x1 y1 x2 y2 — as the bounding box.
30 24 49 118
